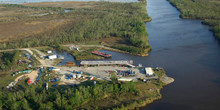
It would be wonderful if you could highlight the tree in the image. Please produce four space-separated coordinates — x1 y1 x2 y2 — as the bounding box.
110 72 118 84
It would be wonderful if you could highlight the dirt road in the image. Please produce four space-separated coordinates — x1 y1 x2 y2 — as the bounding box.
15 70 38 82
64 44 129 54
7 70 39 88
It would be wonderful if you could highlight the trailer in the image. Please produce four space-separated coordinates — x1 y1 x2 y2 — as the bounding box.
51 84 57 87
47 51 52 54
27 78 32 85
118 78 133 82
48 55 57 59
48 67 54 71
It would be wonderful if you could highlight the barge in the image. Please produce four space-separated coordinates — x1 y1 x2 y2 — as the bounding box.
92 51 112 58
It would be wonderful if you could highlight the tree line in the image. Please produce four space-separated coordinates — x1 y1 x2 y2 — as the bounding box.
169 0 220 39
0 81 138 109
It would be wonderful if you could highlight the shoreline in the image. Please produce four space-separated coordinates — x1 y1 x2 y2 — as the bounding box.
168 0 220 39
118 75 174 110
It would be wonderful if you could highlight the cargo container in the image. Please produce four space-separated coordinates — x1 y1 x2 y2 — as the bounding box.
51 84 57 87
118 78 133 82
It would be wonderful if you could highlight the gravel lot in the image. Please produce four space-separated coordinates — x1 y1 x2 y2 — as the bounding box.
57 66 148 82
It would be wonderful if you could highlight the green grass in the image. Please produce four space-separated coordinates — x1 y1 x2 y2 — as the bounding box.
112 45 151 56
153 68 166 77
81 41 101 45
0 71 16 89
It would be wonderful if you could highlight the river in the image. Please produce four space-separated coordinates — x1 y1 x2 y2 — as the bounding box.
144 0 220 109
3 0 220 109
99 0 220 109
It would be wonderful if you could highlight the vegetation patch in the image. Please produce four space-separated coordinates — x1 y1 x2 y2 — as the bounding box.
112 45 151 56
0 51 39 88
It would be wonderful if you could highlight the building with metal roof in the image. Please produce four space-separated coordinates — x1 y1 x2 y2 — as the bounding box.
145 67 154 76
80 60 133 67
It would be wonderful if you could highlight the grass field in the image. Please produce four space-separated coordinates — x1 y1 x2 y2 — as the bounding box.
0 2 78 42
0 0 152 56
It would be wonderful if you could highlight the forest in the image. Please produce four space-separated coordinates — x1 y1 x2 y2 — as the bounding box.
0 78 162 110
0 51 21 71
0 0 151 55
169 0 220 39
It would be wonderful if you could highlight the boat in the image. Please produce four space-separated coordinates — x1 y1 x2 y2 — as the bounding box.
92 51 112 58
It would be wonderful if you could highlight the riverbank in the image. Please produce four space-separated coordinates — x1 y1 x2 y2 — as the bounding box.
76 68 174 109
56 44 149 61
168 0 220 39
112 79 174 110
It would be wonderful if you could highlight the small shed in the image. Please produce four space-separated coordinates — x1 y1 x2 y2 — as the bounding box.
145 67 154 76
48 55 57 59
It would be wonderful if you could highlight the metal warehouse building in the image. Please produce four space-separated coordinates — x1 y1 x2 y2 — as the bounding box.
80 60 133 67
